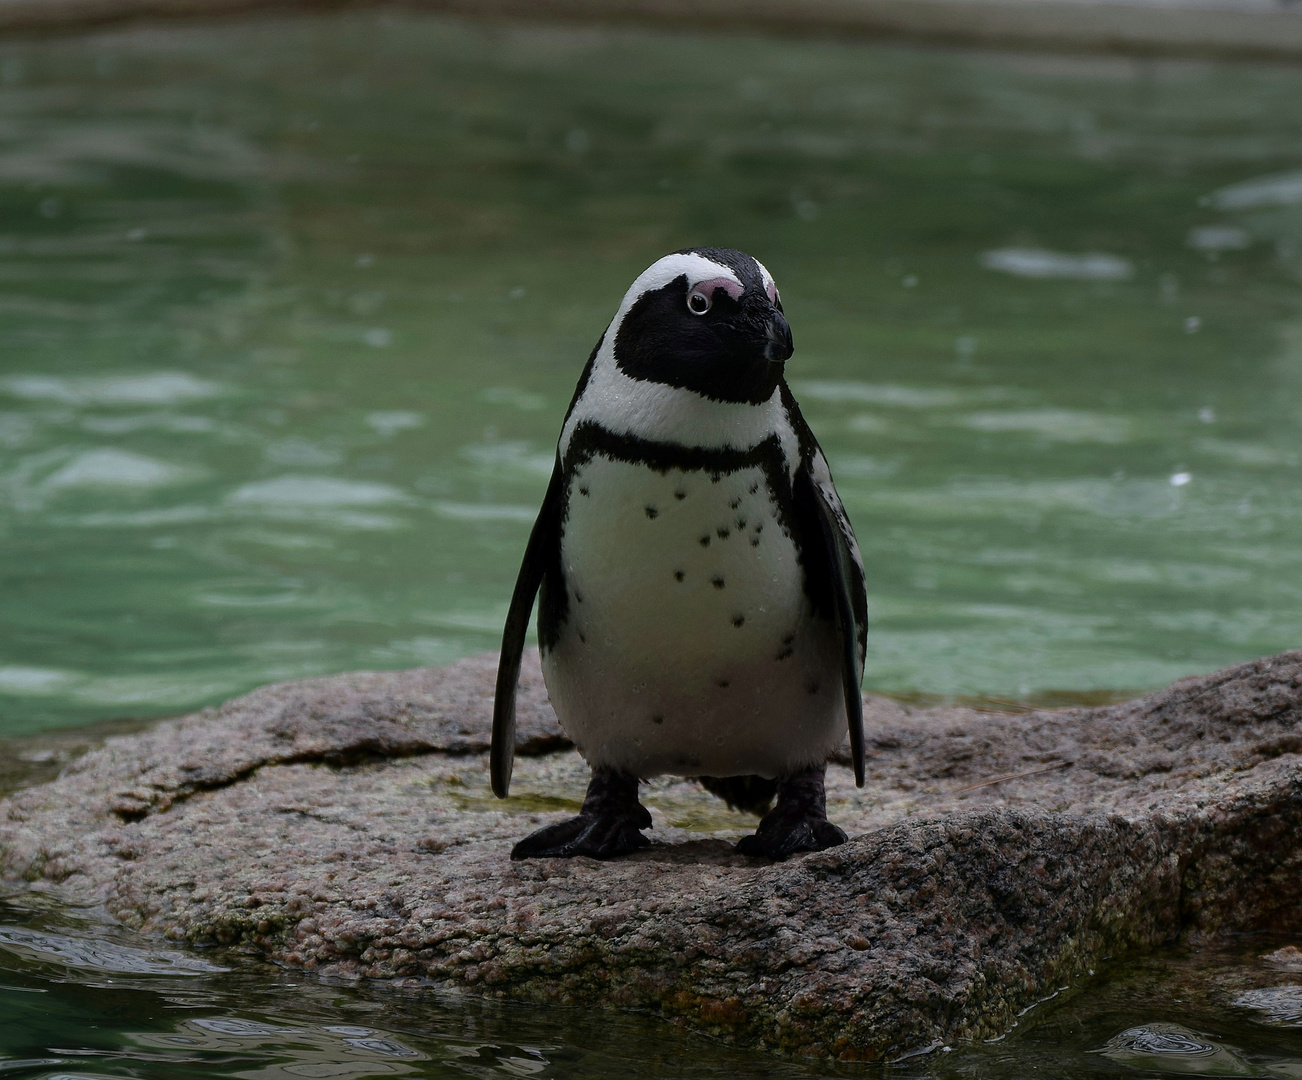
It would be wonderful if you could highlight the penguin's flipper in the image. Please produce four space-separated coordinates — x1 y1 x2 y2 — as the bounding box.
491 458 564 798
795 460 868 787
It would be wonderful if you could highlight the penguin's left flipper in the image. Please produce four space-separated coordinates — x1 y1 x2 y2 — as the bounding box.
794 460 868 787
492 458 565 799
511 769 652 860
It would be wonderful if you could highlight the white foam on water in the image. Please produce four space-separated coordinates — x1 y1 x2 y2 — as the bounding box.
416 608 512 634
845 413 891 433
980 248 1133 280
194 589 301 608
264 438 344 467
479 387 546 411
67 672 241 708
1208 170 1302 210
55 506 214 527
80 413 218 435
42 449 198 490
0 413 35 448
320 511 405 530
830 454 904 479
1187 225 1250 252
0 372 225 406
874 477 1182 518
460 440 554 477
228 476 409 507
955 409 1132 444
432 501 537 523
0 667 76 695
364 410 425 437
1194 438 1297 467
793 381 965 408
368 636 459 665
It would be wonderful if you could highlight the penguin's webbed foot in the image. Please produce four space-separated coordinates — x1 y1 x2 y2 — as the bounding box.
511 769 651 860
735 765 846 859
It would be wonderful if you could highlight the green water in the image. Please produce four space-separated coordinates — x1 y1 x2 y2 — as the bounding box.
2 12 1302 1072
5 888 1302 1078
1 15 1300 731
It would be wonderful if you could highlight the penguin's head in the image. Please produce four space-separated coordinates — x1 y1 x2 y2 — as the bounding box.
610 247 793 406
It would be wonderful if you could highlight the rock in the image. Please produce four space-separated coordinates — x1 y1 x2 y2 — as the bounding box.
2 650 1301 1061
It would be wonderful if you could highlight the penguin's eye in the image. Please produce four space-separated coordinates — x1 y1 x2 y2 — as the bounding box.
687 290 712 315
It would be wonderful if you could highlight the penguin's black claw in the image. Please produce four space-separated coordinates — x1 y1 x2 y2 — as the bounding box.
510 769 651 860
510 812 650 860
735 814 846 859
735 765 846 860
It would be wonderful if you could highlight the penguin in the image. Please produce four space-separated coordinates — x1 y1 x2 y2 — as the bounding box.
491 247 867 860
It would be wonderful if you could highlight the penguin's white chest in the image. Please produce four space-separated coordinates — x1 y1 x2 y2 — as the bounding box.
541 452 844 779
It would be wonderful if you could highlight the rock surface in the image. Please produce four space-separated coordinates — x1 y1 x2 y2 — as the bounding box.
2 650 1301 1060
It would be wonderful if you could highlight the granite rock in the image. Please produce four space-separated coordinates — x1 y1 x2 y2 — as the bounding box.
1 650 1300 1060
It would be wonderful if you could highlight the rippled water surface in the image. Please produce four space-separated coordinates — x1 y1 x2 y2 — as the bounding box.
5 890 1302 1078
0 15 1300 730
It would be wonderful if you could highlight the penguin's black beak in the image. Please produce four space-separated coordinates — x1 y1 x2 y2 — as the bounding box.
764 310 794 364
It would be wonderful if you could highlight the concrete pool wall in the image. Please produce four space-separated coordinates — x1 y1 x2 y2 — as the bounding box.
0 0 1301 57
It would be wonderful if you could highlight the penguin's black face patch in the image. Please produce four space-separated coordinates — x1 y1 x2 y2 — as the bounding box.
614 269 792 405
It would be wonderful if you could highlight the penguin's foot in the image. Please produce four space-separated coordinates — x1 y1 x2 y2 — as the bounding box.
511 769 652 860
735 766 846 859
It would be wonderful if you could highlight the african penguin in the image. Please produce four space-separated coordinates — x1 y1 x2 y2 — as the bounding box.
492 247 867 860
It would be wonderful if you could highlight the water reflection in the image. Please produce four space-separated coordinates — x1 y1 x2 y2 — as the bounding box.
1099 1023 1255 1076
132 1017 426 1079
6 895 1302 1079
0 925 226 977
0 912 851 1080
1237 986 1302 1026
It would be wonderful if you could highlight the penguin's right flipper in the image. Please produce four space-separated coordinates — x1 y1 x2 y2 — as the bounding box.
794 462 867 788
491 458 564 798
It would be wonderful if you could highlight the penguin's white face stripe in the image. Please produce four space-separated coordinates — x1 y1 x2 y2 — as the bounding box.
753 258 779 306
561 337 799 466
614 253 742 326
560 366 795 456
560 250 799 466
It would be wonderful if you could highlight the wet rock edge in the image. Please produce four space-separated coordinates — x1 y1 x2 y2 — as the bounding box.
0 649 1298 1061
